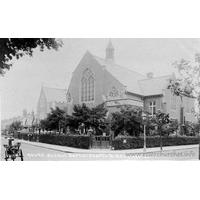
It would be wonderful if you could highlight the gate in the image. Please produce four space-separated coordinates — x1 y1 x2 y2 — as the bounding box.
91 135 111 149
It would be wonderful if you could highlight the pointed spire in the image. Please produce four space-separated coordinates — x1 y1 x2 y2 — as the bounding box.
106 39 114 50
106 39 115 61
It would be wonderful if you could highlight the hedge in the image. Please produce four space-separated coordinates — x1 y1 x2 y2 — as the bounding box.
13 132 90 149
112 135 199 150
13 132 38 142
38 134 90 149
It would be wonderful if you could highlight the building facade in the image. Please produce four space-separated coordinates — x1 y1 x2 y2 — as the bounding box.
66 40 196 124
37 87 67 120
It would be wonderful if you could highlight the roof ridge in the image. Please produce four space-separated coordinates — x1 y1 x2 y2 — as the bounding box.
139 74 171 82
43 87 67 90
93 55 146 77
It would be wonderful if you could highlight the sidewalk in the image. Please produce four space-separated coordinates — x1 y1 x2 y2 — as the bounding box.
15 138 199 154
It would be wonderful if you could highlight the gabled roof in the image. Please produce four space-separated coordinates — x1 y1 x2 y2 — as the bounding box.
139 75 171 96
43 87 67 103
93 56 146 95
20 114 35 126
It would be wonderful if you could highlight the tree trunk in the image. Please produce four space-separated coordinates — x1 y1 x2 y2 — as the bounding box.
160 126 163 150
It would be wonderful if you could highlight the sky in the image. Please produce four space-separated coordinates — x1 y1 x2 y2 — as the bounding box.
1 38 200 120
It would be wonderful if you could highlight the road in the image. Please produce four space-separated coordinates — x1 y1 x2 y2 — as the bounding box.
1 137 199 161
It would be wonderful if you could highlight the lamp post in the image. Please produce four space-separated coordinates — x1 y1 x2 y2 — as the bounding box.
198 133 200 160
142 112 147 152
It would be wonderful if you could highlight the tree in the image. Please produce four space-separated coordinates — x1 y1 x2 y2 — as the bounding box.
168 53 200 159
111 105 142 137
150 110 171 150
0 38 63 75
9 120 22 133
168 53 200 115
65 103 108 134
39 107 65 133
167 54 200 135
40 118 50 132
48 107 65 133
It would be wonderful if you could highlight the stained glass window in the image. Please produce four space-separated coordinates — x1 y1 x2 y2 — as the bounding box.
81 69 95 102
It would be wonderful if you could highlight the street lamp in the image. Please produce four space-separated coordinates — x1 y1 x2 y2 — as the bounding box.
142 112 147 152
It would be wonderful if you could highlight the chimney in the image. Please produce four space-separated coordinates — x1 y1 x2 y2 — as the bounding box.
147 72 153 79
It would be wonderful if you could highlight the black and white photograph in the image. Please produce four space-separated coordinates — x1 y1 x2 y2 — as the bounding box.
1 1 200 200
1 38 200 161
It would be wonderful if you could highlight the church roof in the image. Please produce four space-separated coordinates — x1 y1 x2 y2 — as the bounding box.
139 75 171 96
93 55 147 95
43 87 67 102
93 54 172 97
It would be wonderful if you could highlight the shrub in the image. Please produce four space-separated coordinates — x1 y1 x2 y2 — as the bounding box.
112 135 199 150
38 134 90 149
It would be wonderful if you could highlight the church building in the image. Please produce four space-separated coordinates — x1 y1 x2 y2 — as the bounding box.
37 87 67 120
66 40 196 124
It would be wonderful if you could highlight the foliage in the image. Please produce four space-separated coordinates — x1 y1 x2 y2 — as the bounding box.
9 120 22 132
40 107 65 132
149 110 172 136
38 134 90 149
112 135 199 150
168 53 200 115
166 119 179 134
65 103 108 134
0 38 63 75
167 53 200 135
183 121 199 136
111 106 143 137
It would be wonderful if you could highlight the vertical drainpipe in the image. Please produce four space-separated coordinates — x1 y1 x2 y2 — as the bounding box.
162 89 166 113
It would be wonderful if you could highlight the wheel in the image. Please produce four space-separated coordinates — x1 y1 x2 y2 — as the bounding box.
11 154 16 161
20 149 23 161
5 151 8 161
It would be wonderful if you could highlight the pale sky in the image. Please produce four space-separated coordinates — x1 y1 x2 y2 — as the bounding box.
1 38 200 120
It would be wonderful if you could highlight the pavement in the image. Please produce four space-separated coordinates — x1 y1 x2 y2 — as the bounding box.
12 137 199 154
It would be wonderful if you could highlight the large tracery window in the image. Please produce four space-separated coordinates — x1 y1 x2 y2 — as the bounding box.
81 69 95 102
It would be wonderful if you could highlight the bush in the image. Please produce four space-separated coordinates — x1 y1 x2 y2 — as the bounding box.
112 135 199 150
38 134 90 149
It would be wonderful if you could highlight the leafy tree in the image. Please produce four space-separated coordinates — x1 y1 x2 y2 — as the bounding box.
167 119 179 135
111 105 142 137
39 107 65 133
168 53 200 135
40 118 50 132
9 120 22 133
168 53 200 115
47 107 65 133
150 110 171 150
65 103 108 134
0 38 63 75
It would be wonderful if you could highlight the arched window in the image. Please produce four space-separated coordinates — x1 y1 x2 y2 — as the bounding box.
81 69 95 102
170 91 176 110
67 93 72 103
